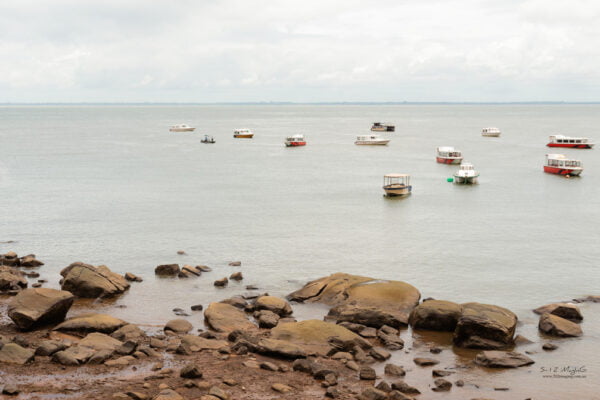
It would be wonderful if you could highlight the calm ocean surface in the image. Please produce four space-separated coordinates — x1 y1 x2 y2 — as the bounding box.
1 104 599 398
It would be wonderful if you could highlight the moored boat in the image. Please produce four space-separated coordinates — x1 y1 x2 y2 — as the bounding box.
383 174 412 196
169 124 195 132
234 129 254 138
201 135 215 143
355 134 390 145
482 127 501 137
285 134 306 147
371 122 395 132
436 146 463 164
547 135 594 149
544 154 583 176
453 162 479 184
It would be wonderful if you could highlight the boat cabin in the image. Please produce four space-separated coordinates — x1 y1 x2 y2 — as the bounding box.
371 122 395 132
436 146 462 158
384 174 410 187
549 135 591 145
546 154 581 168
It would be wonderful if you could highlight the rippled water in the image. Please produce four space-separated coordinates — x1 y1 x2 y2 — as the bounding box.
1 104 599 398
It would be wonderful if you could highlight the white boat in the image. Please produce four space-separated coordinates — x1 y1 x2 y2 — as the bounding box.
355 134 390 145
169 124 195 132
453 162 479 184
547 135 594 149
284 134 306 147
544 154 583 176
371 122 395 132
436 146 463 164
234 129 254 138
482 127 501 137
383 174 411 196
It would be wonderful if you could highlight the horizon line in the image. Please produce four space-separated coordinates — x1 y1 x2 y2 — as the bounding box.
1 101 600 106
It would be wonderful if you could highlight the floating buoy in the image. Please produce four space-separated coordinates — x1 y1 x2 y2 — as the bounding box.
565 174 571 178
447 177 454 182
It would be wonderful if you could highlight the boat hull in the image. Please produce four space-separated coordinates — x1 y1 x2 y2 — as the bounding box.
371 127 395 132
234 134 254 138
355 140 390 145
170 128 195 132
543 166 583 176
436 157 462 164
285 141 306 147
453 175 479 184
482 133 500 137
383 185 412 196
547 143 594 149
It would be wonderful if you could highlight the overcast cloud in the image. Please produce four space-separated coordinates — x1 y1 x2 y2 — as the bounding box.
0 0 599 102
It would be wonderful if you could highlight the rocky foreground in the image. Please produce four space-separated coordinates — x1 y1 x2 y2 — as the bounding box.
0 252 598 399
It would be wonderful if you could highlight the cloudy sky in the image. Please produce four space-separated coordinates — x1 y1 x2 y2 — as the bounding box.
1 0 599 102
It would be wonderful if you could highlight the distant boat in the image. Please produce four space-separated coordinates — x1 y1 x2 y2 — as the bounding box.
547 135 594 149
371 122 395 132
383 174 412 196
355 134 390 145
169 124 195 132
544 154 583 176
453 162 479 184
482 127 501 137
234 129 254 138
436 146 463 164
285 134 306 147
201 135 215 144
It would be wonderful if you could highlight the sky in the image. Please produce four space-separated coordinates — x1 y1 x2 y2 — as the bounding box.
0 0 599 103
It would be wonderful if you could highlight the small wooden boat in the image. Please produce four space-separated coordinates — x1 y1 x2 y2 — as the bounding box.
355 134 390 145
285 134 306 147
453 162 479 184
547 135 594 149
371 122 395 132
169 124 195 132
234 129 254 138
201 135 215 143
544 154 583 176
482 127 501 137
383 174 412 196
436 147 463 164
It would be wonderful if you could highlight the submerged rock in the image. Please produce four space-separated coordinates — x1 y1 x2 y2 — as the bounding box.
453 302 517 349
538 313 582 337
60 262 129 298
19 254 44 267
155 264 180 276
474 350 535 368
204 302 256 333
8 288 74 330
534 303 583 322
408 300 462 331
289 273 420 328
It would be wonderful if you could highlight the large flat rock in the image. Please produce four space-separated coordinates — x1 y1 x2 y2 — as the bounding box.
288 273 420 328
474 351 535 368
453 303 517 349
60 262 129 298
204 302 256 333
8 288 75 330
408 300 462 331
54 313 127 334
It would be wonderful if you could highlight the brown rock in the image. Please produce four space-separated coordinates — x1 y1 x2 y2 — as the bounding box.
538 313 582 337
271 383 292 393
164 319 193 334
384 363 406 376
359 366 376 380
60 262 130 298
0 343 35 364
19 254 44 267
7 288 74 330
474 350 535 368
254 295 293 316
432 378 452 391
534 303 583 322
54 313 127 334
229 272 243 281
256 310 280 328
288 273 420 328
152 389 184 400
359 387 387 400
124 272 143 282
180 363 203 378
453 302 517 349
204 302 256 333
413 357 439 366
214 277 228 287
390 381 420 395
228 261 241 266
155 264 180 276
0 265 28 291
79 332 123 352
408 300 462 331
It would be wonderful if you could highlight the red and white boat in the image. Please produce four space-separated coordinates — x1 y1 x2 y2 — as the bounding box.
436 146 463 164
285 134 306 147
544 154 583 176
547 135 594 149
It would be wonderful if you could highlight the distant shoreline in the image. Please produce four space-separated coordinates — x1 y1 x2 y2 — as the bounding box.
1 101 600 106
